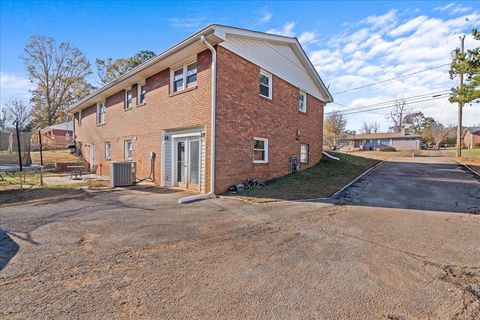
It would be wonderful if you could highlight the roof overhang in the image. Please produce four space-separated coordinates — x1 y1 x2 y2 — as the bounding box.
68 25 221 113
68 24 333 113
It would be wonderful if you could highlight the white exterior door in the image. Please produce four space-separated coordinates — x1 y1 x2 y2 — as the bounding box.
173 136 201 190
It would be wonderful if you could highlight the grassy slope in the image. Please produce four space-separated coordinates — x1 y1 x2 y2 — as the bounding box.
228 152 379 202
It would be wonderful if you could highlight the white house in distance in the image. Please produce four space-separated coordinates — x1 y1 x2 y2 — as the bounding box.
340 131 421 151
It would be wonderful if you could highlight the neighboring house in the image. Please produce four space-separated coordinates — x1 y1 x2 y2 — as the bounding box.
31 121 74 149
462 127 480 149
68 24 333 194
340 131 421 151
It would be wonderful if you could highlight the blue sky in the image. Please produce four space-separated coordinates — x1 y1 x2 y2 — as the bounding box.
1 0 479 131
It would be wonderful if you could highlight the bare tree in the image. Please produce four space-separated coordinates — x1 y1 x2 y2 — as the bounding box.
0 107 7 130
360 121 380 134
23 35 92 128
427 123 450 149
324 111 349 150
388 98 408 133
5 98 32 130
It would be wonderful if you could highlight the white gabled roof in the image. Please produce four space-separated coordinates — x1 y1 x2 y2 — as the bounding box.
68 24 332 113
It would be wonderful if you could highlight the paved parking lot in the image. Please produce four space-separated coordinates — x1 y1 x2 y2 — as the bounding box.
1 182 479 319
335 157 480 214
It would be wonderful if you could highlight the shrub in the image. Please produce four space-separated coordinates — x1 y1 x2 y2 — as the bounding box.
475 143 480 148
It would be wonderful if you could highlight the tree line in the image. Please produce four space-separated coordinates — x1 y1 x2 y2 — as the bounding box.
0 35 156 131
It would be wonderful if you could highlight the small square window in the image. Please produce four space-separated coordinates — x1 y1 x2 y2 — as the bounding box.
259 70 272 99
253 137 268 163
298 91 307 112
105 142 111 160
300 144 309 163
124 140 132 160
125 89 132 110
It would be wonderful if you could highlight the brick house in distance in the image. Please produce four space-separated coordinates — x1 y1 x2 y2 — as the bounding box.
68 25 333 196
462 127 480 149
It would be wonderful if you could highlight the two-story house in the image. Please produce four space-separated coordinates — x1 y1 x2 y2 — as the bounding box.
68 25 333 196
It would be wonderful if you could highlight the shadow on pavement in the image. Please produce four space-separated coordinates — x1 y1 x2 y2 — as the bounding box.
0 228 19 271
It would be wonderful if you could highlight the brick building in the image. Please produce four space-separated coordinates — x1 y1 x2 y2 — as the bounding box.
68 25 333 194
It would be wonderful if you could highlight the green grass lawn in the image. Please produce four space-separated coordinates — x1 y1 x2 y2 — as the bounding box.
225 152 380 202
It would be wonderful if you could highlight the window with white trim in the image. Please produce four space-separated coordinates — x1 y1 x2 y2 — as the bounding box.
97 100 106 124
300 144 309 163
124 140 132 160
171 60 197 93
253 137 268 163
298 91 307 112
78 110 82 126
105 142 111 160
138 82 146 105
259 70 272 99
125 89 133 110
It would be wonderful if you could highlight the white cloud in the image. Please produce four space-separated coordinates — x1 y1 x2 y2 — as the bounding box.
168 17 213 31
0 73 33 105
266 22 296 37
259 11 272 24
298 31 317 46
389 16 428 36
434 3 456 12
311 7 480 130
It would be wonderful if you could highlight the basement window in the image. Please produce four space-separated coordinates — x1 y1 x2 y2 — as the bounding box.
300 144 309 163
253 137 268 163
124 140 132 160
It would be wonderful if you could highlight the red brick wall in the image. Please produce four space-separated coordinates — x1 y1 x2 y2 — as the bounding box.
74 49 212 190
215 46 325 192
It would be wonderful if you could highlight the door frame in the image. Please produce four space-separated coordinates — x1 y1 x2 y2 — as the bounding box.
171 132 202 191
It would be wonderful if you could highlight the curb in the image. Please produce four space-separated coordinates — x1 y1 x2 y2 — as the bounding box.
329 160 385 199
454 160 480 179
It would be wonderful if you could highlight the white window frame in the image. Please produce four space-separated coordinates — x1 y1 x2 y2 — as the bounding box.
253 137 269 164
259 69 272 99
97 100 106 124
300 144 309 163
125 88 133 110
298 91 307 113
170 58 197 94
137 81 146 105
124 140 132 160
105 142 111 160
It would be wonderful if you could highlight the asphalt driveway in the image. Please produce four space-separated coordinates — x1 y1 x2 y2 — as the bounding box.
335 157 480 214
1 185 480 319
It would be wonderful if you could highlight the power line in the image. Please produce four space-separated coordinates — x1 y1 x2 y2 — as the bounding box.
326 90 450 115
332 94 449 116
331 63 450 95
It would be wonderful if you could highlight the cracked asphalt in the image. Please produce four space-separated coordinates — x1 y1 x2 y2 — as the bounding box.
1 176 480 319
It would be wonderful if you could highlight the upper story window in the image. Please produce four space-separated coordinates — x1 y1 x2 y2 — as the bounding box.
125 89 132 110
253 137 269 163
171 60 197 93
298 91 307 112
124 140 132 160
77 111 82 126
138 82 146 105
259 70 272 99
97 100 106 124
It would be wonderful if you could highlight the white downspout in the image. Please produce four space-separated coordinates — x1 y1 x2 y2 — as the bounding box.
178 35 216 204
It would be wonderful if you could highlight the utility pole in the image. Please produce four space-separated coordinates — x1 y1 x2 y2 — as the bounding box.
456 35 465 158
